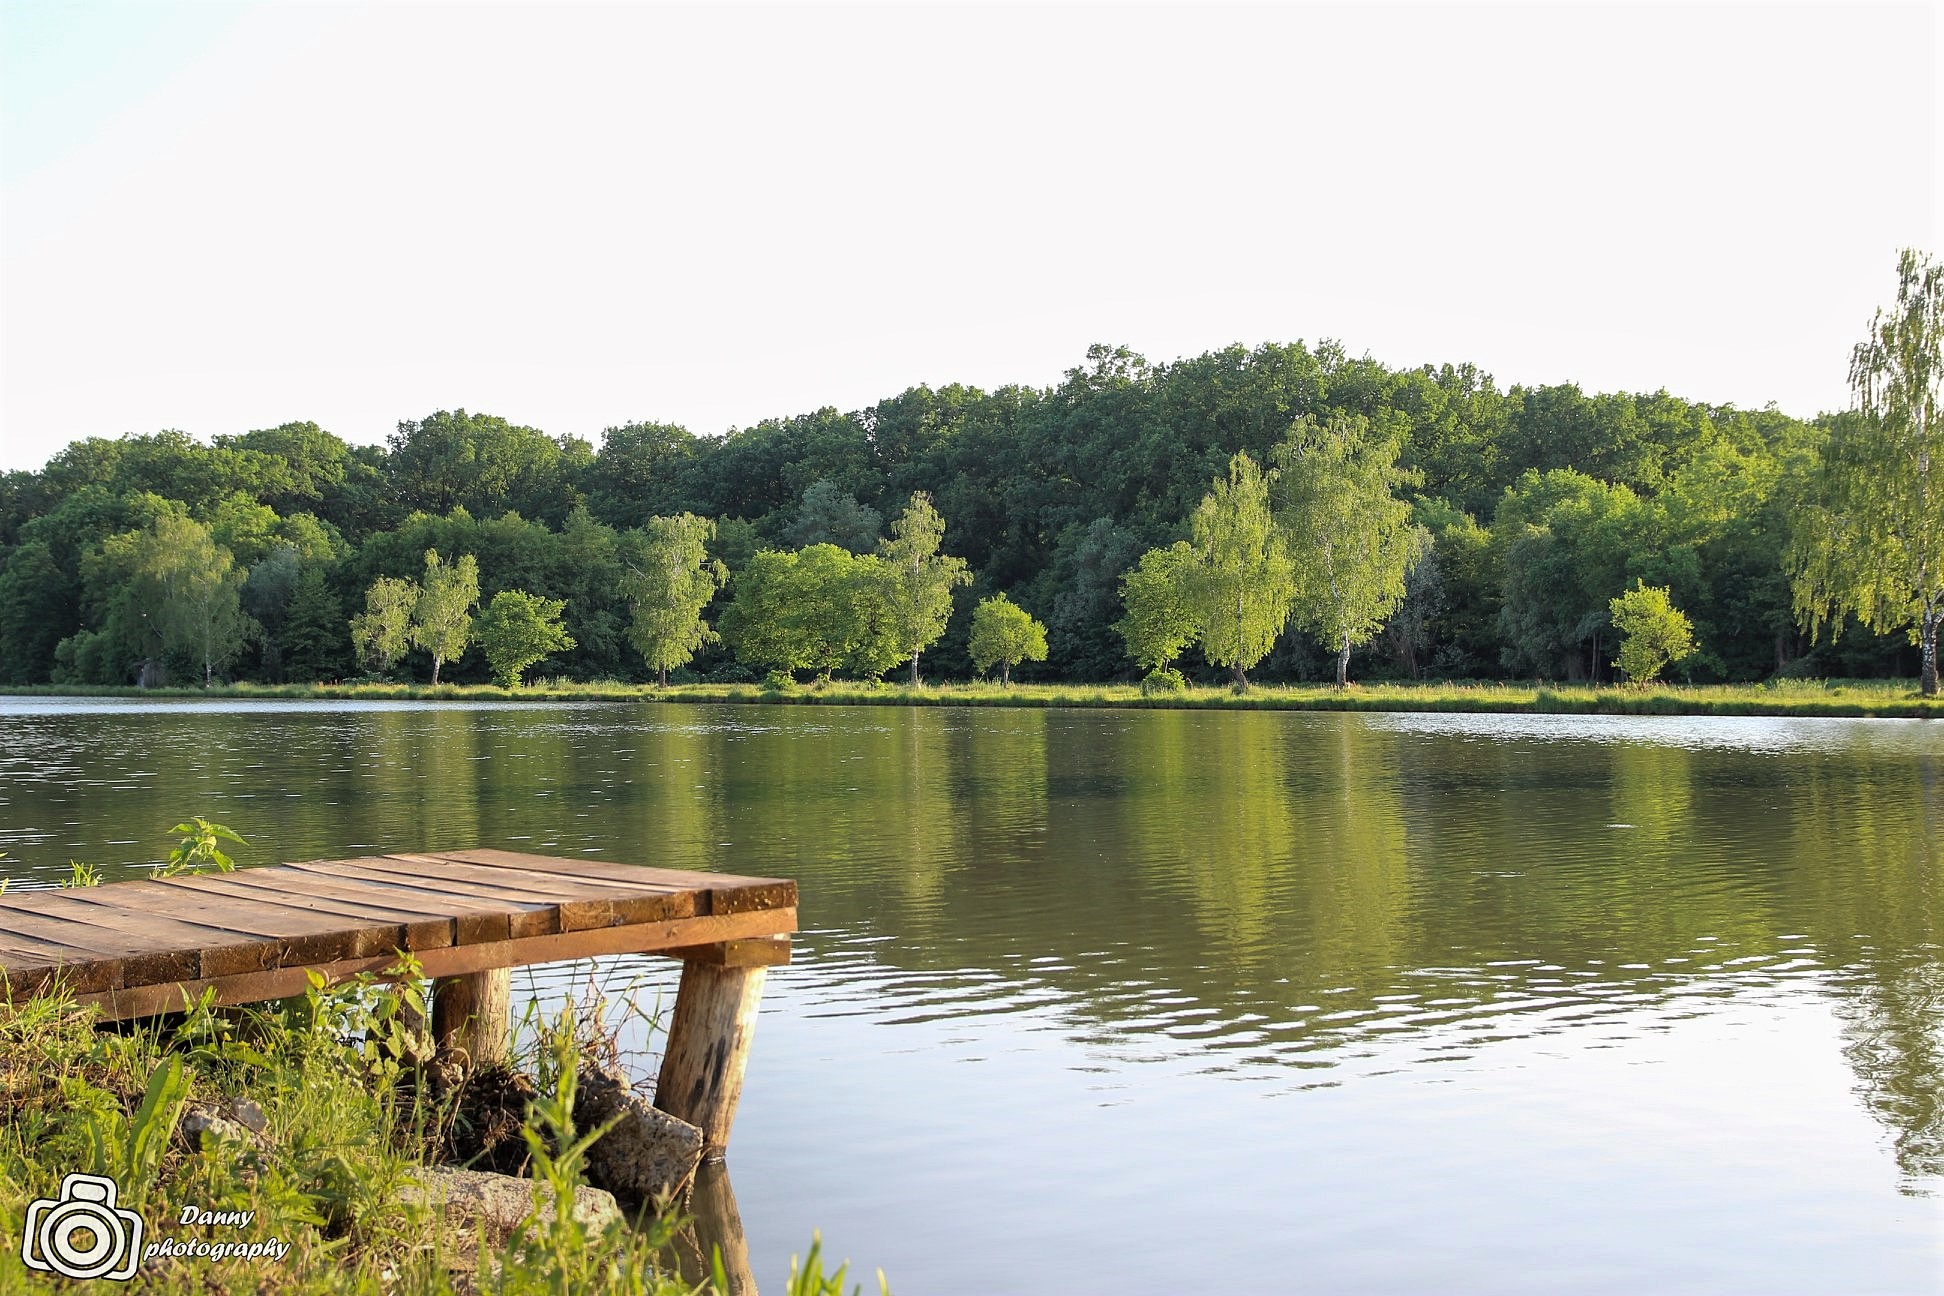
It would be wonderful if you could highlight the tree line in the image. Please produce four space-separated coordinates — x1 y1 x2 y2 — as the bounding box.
1 250 1935 692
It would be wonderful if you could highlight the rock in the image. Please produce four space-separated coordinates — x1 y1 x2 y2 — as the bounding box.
225 1097 267 1134
178 1101 258 1150
402 1167 622 1268
574 1063 704 1203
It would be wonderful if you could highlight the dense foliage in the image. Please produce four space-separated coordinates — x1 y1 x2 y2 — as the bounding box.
0 337 1926 688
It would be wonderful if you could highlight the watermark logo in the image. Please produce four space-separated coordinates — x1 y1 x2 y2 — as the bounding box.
22 1172 144 1282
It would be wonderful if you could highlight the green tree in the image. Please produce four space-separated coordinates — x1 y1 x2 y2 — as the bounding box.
1609 581 1697 684
1790 249 1943 695
842 554 906 681
1273 415 1423 687
410 550 479 684
787 543 873 681
967 594 1048 685
280 565 348 682
117 512 251 687
0 542 75 684
877 493 971 685
719 549 809 677
351 575 417 678
787 480 882 553
476 589 575 688
242 545 302 679
1186 453 1294 689
624 513 728 686
1116 541 1198 673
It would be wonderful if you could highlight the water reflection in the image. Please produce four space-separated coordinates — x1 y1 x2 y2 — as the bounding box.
0 698 1938 1290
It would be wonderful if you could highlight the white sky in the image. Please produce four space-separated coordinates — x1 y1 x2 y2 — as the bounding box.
1 1 1939 473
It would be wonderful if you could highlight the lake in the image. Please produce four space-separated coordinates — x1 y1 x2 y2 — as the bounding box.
0 698 1937 1293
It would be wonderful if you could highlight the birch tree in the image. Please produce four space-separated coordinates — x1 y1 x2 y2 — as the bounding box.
352 575 417 678
1186 452 1293 690
1790 249 1943 695
409 549 478 684
1273 415 1422 687
878 493 970 685
625 513 728 686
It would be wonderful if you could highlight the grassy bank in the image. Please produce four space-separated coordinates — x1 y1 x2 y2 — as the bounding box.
2 677 1937 718
0 973 874 1295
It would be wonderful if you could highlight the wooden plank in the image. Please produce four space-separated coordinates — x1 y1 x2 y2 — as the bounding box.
66 878 399 968
397 858 706 915
430 849 797 915
0 908 188 988
342 856 688 931
319 856 591 906
207 869 455 952
0 890 282 978
663 936 792 968
414 850 704 893
0 935 111 996
77 906 797 1020
283 861 554 943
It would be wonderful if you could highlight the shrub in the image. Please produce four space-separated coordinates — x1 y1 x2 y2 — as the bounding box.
1140 667 1188 696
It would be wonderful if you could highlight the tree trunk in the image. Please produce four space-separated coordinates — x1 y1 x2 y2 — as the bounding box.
1001 661 1010 686
909 652 920 687
1233 661 1248 690
1922 606 1939 697
1336 633 1351 688
658 666 668 688
431 655 442 686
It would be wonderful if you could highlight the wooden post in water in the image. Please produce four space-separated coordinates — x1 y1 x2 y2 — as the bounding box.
655 937 788 1154
432 967 511 1067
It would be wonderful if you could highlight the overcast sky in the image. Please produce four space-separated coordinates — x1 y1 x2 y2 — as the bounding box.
1 1 1938 472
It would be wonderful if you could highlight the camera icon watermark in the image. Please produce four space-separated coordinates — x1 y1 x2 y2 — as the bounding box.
22 1172 145 1281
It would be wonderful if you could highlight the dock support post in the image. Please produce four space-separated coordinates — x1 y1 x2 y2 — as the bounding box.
432 967 511 1067
655 937 786 1155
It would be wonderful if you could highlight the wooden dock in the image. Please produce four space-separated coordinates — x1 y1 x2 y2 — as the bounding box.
0 848 797 1152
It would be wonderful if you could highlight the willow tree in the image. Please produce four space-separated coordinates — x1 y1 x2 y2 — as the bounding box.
878 493 970 685
1791 249 1943 696
410 549 479 684
1186 452 1293 690
1273 415 1422 687
625 513 728 686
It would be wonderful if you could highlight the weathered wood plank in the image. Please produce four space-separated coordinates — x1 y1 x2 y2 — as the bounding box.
75 906 797 1020
361 856 693 931
282 861 554 943
663 936 792 968
204 869 456 952
0 890 281 978
0 932 115 995
430 849 797 915
397 855 706 916
0 908 194 988
63 878 398 965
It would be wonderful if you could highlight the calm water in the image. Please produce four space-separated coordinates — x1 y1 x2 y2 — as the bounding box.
0 699 1938 1294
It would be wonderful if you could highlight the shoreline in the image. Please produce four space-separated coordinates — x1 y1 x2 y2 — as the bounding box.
1 679 1934 719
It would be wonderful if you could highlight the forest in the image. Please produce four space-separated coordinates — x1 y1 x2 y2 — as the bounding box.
0 328 1931 693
